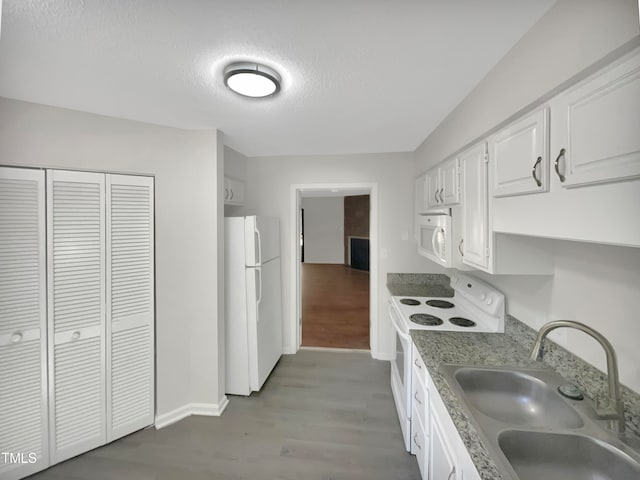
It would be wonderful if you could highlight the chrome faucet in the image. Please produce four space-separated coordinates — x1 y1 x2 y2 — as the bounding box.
529 320 626 434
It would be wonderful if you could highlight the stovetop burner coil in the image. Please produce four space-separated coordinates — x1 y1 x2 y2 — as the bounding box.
409 314 444 326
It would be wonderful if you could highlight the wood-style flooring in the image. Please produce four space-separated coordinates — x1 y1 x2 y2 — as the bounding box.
301 263 370 349
29 350 419 480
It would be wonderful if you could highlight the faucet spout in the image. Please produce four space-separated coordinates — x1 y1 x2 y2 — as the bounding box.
529 320 625 434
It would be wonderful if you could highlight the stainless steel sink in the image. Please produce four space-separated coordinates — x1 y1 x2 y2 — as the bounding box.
453 367 583 428
441 364 640 480
498 430 640 480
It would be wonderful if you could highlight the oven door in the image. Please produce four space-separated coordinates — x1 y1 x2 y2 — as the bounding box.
389 302 411 451
418 214 452 267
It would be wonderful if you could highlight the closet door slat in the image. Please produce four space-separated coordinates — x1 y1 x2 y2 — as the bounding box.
0 167 49 480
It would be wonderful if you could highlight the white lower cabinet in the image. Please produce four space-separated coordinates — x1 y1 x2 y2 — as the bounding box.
430 411 457 480
411 341 481 480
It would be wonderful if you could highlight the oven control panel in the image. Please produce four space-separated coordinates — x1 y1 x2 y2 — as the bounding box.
450 274 504 318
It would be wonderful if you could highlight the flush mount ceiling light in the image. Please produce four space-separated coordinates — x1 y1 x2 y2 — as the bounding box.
223 62 281 98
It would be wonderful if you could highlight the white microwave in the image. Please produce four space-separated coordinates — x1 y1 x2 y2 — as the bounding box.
417 214 453 267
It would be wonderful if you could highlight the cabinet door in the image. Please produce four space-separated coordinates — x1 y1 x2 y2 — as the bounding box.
460 143 490 270
552 48 640 188
415 174 428 214
426 168 441 210
106 175 155 442
430 411 457 480
0 167 49 480
440 157 460 206
229 178 244 205
47 170 106 464
492 107 549 197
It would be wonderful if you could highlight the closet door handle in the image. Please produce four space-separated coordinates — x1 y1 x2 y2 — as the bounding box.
554 148 566 182
532 156 542 187
71 331 81 341
11 332 23 344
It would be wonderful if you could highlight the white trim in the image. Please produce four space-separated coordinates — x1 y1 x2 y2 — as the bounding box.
290 183 379 358
154 397 229 430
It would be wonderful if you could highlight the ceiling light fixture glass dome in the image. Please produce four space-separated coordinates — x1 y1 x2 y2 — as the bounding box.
223 62 281 98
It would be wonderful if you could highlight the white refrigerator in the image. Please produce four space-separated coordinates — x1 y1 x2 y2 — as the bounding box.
225 216 283 395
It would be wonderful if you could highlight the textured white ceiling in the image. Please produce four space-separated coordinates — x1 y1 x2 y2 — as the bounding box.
0 0 555 157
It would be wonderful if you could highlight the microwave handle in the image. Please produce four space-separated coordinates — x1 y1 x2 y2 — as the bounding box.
431 227 440 259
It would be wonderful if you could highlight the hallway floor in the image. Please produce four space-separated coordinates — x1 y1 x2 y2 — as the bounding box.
301 263 370 349
30 350 419 480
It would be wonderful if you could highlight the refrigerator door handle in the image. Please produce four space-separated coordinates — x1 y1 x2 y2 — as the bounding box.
255 227 262 265
255 267 262 309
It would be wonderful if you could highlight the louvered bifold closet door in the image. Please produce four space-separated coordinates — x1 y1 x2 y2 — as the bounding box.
47 170 106 464
0 167 49 480
106 174 155 442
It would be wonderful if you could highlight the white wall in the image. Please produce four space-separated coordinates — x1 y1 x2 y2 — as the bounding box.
244 152 422 358
301 196 344 264
0 97 226 417
413 0 640 392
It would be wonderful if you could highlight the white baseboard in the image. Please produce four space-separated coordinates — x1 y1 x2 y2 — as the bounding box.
300 346 371 354
155 396 229 430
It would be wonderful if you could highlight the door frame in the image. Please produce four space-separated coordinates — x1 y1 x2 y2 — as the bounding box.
289 183 379 358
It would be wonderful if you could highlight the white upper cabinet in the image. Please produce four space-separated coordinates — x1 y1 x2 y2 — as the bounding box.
416 157 460 214
440 157 460 206
492 107 549 197
224 176 245 206
493 47 640 248
460 142 490 271
551 49 640 188
415 174 428 214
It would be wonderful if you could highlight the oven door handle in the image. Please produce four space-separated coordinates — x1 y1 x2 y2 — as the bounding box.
389 305 410 341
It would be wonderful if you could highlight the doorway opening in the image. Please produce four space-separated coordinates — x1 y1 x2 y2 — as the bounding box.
290 184 378 356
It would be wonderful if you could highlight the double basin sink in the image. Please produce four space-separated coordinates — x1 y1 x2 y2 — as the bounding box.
441 365 640 480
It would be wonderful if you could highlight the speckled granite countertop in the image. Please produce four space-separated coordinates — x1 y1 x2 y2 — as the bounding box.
386 273 454 297
410 317 640 480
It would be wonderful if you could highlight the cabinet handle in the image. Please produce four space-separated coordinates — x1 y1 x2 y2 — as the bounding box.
413 433 422 450
438 188 444 203
230 189 234 200
554 148 566 182
414 391 422 405
458 238 464 256
531 156 542 187
447 466 456 480
225 188 229 200
11 332 23 343
434 189 439 203
414 358 422 369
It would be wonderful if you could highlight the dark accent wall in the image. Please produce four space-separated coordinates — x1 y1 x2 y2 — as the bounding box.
344 195 370 265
